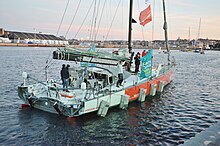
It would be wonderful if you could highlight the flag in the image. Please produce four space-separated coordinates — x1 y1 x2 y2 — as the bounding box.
132 18 137 23
140 49 152 80
139 5 152 26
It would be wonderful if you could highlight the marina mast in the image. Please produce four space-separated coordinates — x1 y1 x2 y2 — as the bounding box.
198 18 201 39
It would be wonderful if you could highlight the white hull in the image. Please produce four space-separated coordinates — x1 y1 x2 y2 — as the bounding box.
18 64 174 117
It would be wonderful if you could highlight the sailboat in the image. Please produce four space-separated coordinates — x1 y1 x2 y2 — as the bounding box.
18 0 175 117
194 18 205 54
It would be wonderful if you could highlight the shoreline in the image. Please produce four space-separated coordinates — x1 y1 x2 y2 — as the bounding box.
0 43 65 47
1 43 219 51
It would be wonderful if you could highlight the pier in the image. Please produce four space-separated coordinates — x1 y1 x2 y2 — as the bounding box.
181 121 220 146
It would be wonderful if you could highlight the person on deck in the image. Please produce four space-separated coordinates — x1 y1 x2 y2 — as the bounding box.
134 53 141 73
142 50 147 57
61 64 70 91
116 60 123 87
60 64 65 85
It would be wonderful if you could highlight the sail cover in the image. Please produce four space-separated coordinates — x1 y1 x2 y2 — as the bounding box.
139 5 152 26
53 47 129 66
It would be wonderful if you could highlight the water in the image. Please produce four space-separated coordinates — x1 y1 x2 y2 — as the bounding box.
0 47 220 145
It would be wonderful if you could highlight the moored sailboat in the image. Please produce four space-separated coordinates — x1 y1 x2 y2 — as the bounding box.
194 18 205 54
18 0 175 117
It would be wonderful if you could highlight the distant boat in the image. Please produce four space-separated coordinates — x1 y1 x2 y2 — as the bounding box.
0 37 11 43
180 48 192 52
194 47 205 54
194 18 204 54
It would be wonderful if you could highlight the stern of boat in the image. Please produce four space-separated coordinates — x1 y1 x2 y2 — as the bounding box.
18 86 30 105
17 72 85 117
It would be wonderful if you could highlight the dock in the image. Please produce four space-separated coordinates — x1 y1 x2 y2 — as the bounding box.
181 121 220 146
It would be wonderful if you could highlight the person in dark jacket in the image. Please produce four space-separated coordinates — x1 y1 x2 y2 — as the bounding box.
60 64 70 91
60 64 65 84
134 53 140 73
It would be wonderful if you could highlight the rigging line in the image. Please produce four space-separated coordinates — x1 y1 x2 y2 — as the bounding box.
118 0 124 48
137 0 145 40
120 1 124 44
92 0 101 41
46 0 70 65
152 0 155 42
94 0 107 41
65 0 82 38
56 0 70 36
89 0 96 41
74 0 95 39
102 0 110 40
104 0 121 41
121 0 124 42
166 0 172 41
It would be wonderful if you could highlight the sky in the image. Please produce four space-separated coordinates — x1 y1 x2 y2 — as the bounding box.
0 0 220 41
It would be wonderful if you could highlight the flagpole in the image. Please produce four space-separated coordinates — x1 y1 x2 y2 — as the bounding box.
128 0 133 53
162 0 170 62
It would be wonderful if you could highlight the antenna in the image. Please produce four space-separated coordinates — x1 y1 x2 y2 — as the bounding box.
152 0 155 46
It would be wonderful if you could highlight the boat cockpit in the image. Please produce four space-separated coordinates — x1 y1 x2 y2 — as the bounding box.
68 66 123 91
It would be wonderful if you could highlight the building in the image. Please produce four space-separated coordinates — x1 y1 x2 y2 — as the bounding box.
0 28 68 45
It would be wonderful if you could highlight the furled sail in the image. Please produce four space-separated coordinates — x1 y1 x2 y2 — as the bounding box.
53 47 130 66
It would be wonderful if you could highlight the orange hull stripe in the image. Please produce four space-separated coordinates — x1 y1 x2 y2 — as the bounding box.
125 70 173 101
60 93 74 98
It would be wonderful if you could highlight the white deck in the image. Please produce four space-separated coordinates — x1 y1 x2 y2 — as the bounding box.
28 67 158 104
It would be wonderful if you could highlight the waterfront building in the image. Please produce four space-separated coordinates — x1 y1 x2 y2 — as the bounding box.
0 28 68 45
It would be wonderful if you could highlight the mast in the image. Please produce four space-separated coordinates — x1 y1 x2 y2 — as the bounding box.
195 18 201 48
162 0 170 62
188 26 191 47
128 0 133 53
198 18 201 39
188 26 191 41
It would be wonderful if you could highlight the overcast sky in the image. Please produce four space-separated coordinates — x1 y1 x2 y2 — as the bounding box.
1 0 220 40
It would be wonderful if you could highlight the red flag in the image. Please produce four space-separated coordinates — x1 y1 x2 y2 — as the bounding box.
139 5 152 26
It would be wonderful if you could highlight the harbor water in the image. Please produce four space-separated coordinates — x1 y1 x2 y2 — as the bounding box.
0 47 220 145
